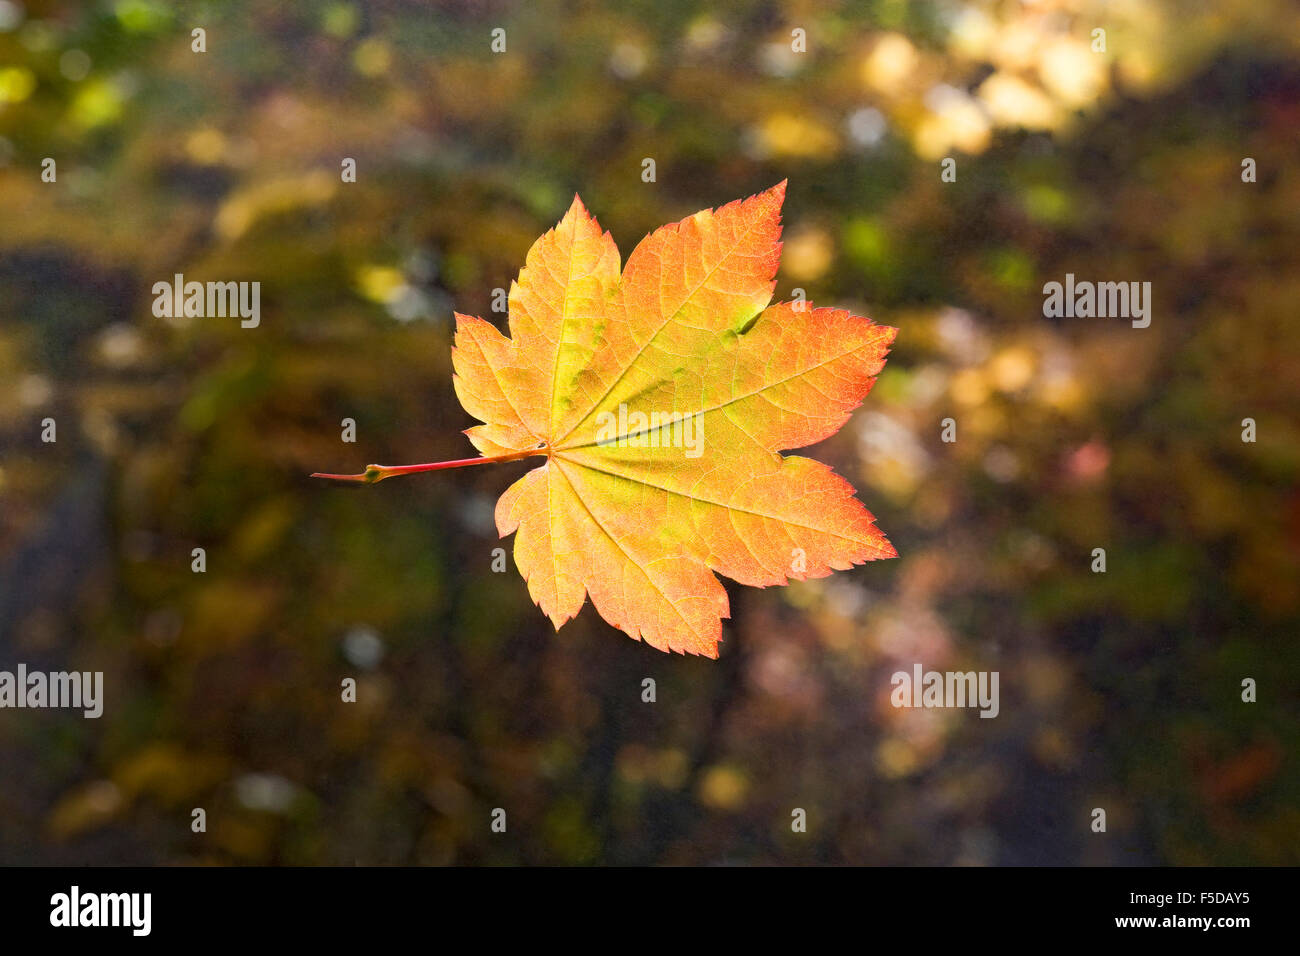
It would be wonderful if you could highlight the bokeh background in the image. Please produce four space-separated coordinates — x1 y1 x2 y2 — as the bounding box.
1 0 1297 865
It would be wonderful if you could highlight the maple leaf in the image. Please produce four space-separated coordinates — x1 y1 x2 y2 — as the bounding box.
315 182 897 657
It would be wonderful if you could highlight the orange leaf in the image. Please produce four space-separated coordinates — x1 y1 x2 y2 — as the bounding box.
452 183 897 657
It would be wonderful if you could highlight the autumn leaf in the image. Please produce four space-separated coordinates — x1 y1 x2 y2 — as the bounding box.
315 182 897 657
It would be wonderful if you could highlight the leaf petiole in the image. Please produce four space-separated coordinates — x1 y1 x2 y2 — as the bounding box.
311 446 547 484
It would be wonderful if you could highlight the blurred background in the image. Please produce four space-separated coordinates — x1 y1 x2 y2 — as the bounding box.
1 0 1297 865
